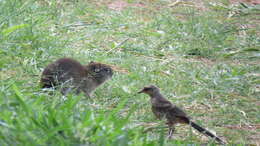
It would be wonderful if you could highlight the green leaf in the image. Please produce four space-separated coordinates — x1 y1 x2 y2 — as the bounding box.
12 84 30 115
242 48 259 52
2 24 29 36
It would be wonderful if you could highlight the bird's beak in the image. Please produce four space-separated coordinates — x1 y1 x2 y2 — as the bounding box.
137 89 144 94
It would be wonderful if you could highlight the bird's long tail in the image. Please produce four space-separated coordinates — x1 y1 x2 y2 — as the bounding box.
190 121 225 144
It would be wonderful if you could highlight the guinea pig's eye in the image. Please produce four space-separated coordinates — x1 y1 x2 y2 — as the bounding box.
94 68 101 73
104 68 110 72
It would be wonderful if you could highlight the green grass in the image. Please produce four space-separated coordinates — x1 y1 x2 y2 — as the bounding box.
0 0 259 145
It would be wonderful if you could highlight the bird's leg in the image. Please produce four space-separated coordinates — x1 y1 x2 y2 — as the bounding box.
167 127 175 139
166 122 175 139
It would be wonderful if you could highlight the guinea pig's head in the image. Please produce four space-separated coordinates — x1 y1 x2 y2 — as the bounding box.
87 61 113 83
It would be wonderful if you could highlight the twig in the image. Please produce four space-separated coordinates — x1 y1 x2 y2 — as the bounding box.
131 52 164 61
168 0 194 7
168 0 181 7
143 125 168 133
106 38 130 54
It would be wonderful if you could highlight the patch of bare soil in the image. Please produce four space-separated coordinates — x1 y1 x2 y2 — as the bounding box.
169 0 208 11
107 0 145 11
223 124 260 130
224 124 260 145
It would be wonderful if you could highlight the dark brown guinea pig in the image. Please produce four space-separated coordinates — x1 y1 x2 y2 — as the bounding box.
40 58 113 97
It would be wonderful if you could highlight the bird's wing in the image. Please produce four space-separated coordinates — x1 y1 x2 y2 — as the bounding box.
152 106 164 119
170 105 188 119
153 97 172 109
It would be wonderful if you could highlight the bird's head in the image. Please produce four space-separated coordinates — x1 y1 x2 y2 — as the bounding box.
138 85 160 95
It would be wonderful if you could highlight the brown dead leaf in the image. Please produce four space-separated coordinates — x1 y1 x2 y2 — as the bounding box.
108 64 129 74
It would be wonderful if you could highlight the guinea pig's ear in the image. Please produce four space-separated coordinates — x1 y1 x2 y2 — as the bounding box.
89 61 95 64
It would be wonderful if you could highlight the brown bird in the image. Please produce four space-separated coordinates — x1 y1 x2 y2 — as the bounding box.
138 85 225 144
